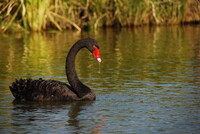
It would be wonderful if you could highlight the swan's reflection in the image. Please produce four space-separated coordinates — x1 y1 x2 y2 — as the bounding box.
67 101 94 130
11 100 108 133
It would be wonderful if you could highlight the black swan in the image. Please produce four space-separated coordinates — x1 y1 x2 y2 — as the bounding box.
9 38 101 101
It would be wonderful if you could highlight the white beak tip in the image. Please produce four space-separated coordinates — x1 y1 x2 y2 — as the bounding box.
97 58 101 62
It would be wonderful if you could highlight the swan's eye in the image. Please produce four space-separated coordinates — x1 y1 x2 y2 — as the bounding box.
93 46 101 62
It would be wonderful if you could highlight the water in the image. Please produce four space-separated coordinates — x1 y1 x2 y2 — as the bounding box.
0 25 200 134
98 62 101 73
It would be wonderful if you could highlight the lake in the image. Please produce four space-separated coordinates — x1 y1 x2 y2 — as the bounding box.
0 25 200 133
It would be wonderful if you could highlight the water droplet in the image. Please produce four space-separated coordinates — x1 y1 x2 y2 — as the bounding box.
98 62 101 73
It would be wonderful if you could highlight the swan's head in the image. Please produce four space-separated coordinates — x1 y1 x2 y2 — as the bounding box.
83 38 101 63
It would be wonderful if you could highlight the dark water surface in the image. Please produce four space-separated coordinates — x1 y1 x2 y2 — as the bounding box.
0 25 200 133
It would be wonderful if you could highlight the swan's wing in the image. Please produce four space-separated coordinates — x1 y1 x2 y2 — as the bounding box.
10 79 80 101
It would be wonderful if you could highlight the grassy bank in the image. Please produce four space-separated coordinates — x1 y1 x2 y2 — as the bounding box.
0 0 199 32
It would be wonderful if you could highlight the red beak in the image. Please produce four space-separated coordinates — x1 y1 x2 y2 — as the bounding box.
93 46 101 62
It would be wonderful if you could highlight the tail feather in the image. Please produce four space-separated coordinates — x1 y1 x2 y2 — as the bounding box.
9 79 33 100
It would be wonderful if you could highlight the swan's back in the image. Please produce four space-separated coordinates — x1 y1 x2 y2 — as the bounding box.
9 78 79 101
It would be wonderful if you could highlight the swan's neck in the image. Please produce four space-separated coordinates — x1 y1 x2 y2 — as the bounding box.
66 43 91 98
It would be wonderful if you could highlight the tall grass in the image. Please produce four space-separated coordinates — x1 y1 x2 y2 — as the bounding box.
0 0 199 32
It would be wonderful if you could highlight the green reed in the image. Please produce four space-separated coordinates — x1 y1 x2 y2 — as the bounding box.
0 0 199 32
